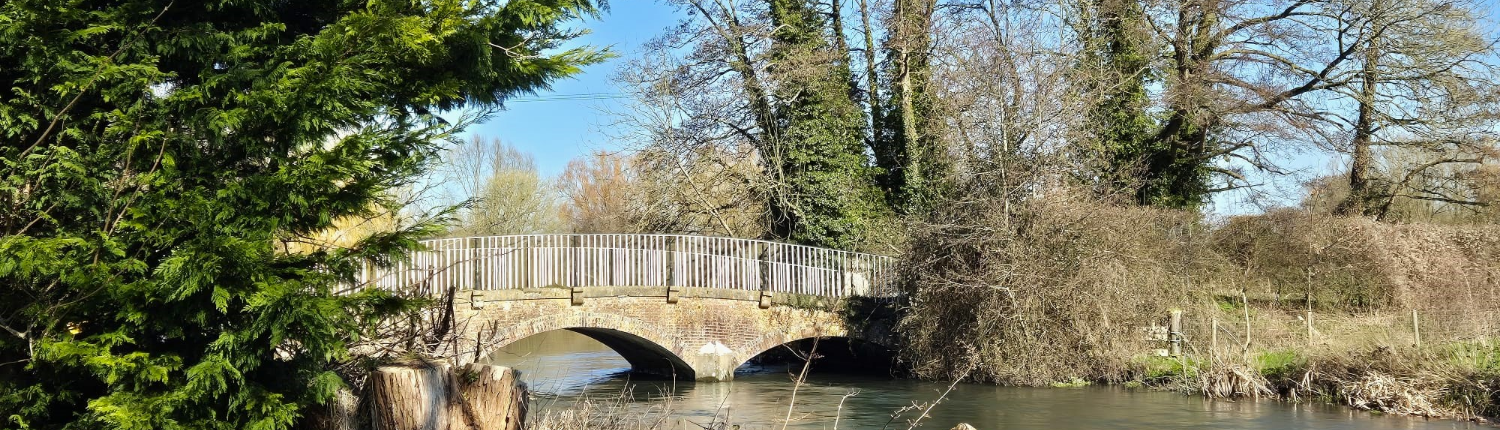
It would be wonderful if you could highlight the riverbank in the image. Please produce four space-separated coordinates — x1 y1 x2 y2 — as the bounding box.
894 198 1500 423
1131 306 1500 422
490 331 1479 429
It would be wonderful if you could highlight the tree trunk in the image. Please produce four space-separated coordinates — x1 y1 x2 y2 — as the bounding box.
1342 38 1381 217
859 0 882 147
830 0 851 84
886 0 938 211
367 362 527 430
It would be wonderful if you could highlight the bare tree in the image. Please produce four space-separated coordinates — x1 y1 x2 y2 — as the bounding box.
557 151 643 233
635 145 768 237
1329 0 1500 219
936 0 1090 202
443 135 560 235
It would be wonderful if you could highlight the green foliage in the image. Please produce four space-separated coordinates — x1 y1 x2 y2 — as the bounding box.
1075 0 1212 209
1142 121 1214 209
1440 340 1500 372
1214 296 1242 312
873 0 947 215
1050 376 1092 388
765 0 888 251
1253 350 1304 379
1078 0 1172 205
1136 355 1203 383
0 1 603 428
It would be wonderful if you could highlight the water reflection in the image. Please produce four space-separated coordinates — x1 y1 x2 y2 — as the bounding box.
485 331 1477 429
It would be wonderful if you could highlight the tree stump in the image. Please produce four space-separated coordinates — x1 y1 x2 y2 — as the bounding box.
453 364 527 430
367 361 527 430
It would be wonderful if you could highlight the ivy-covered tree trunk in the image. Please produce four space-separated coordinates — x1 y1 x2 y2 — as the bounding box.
1341 40 1381 217
1077 0 1164 205
858 0 884 158
764 0 886 250
875 0 947 214
1147 0 1221 209
0 1 603 429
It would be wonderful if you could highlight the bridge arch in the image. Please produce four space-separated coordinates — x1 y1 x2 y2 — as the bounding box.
736 335 895 374
476 313 694 379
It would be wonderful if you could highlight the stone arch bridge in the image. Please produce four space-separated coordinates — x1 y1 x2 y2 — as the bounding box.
360 234 899 381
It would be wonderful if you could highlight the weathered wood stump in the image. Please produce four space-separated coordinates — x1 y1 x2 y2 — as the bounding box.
367 361 527 430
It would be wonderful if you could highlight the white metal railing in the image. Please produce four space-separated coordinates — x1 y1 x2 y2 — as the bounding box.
357 234 897 297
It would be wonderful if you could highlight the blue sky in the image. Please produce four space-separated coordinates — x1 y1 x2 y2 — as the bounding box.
462 3 685 178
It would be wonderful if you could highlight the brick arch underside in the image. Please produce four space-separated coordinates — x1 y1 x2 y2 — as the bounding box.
475 313 696 379
735 334 890 370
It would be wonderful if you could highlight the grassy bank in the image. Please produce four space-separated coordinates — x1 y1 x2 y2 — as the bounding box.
895 197 1500 421
1138 306 1500 420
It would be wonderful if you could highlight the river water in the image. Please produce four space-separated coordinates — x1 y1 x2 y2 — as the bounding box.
484 331 1479 429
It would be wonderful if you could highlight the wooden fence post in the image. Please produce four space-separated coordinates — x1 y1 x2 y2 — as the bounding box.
1169 309 1183 357
1306 310 1314 348
1211 317 1218 361
1413 309 1422 348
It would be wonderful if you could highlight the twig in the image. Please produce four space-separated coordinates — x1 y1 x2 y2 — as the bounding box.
781 336 820 430
23 2 174 158
834 389 860 430
905 372 966 430
0 316 27 340
1242 289 1251 363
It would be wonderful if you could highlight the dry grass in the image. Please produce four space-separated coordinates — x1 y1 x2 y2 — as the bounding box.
1197 363 1275 400
1278 347 1499 420
526 394 719 430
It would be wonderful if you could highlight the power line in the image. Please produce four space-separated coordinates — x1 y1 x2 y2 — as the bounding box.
504 92 630 103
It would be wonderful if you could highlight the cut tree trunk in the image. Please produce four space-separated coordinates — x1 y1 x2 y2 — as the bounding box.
367 361 527 430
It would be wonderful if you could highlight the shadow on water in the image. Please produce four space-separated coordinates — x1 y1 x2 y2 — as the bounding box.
737 335 901 377
485 330 1480 429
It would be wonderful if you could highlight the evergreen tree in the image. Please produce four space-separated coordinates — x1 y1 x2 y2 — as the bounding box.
0 1 604 428
765 0 886 250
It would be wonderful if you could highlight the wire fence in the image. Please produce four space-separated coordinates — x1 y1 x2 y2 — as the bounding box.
1158 302 1500 360
357 234 898 298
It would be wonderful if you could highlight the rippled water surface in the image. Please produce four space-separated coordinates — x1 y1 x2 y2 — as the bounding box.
484 331 1479 429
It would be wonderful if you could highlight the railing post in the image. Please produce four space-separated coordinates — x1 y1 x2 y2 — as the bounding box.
666 236 677 287
570 234 580 288
839 253 848 297
470 237 482 291
758 242 772 293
